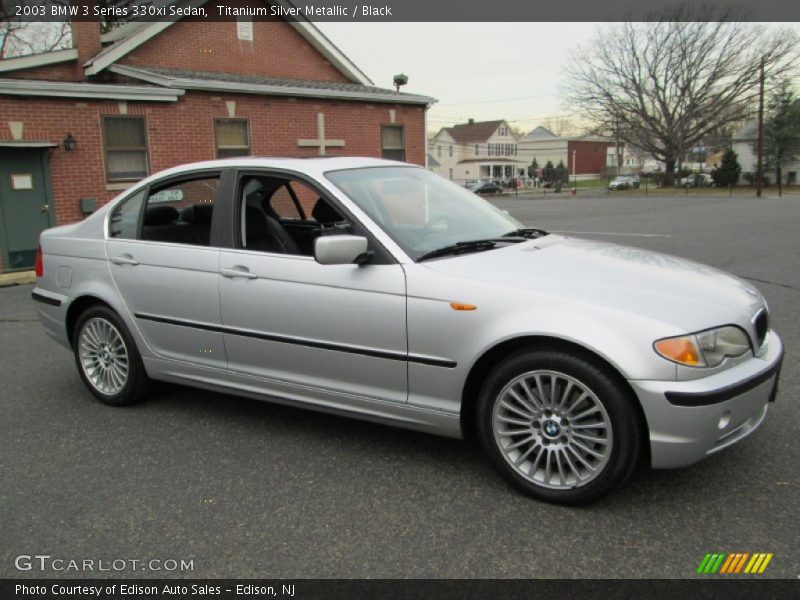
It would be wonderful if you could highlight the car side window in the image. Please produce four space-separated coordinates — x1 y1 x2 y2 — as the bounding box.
269 184 304 220
239 175 348 257
109 190 145 239
140 176 219 246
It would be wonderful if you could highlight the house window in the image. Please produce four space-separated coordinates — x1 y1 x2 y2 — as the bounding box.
215 119 250 158
475 144 479 156
381 125 405 161
437 145 441 158
102 116 149 182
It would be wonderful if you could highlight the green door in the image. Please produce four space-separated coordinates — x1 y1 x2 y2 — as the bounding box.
0 148 53 270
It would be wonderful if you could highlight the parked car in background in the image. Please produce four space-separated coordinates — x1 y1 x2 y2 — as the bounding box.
681 173 714 187
32 157 783 505
608 175 641 190
470 181 504 195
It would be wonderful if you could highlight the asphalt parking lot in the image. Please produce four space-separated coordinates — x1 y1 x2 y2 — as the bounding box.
1 192 798 579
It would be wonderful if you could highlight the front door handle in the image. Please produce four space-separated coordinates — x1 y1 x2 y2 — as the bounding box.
41 204 49 213
110 254 139 266
221 267 258 280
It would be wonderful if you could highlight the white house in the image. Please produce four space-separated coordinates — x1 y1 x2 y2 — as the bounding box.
733 120 799 185
429 119 526 184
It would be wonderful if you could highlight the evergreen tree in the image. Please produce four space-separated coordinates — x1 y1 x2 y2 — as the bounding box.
528 158 539 178
764 79 800 196
711 148 741 187
555 160 569 184
544 160 555 183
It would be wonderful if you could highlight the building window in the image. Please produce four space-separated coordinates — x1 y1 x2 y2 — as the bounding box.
475 144 479 156
102 116 149 182
381 125 405 161
437 145 441 158
448 145 453 157
215 119 250 158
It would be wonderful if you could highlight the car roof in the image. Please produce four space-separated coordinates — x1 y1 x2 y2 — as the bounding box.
139 156 415 184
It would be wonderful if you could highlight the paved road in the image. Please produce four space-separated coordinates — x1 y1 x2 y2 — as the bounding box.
1 193 798 579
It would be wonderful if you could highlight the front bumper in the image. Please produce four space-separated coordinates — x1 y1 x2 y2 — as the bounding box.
630 331 784 469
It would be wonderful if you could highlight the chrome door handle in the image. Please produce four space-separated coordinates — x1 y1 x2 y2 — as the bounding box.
221 267 258 279
110 255 139 266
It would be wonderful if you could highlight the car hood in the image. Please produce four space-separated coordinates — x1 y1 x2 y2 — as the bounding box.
421 235 765 333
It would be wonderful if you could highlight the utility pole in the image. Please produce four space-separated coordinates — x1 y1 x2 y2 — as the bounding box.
615 116 621 177
756 56 765 198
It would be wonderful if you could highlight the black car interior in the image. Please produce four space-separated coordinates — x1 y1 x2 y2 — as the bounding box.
240 175 349 256
141 203 215 246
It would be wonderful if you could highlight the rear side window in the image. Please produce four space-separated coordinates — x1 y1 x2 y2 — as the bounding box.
109 190 145 239
140 176 219 246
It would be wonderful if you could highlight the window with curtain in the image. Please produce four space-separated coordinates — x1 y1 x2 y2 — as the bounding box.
215 119 251 158
381 125 405 161
103 117 149 182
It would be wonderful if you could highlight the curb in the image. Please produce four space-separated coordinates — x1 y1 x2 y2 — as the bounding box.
0 271 36 286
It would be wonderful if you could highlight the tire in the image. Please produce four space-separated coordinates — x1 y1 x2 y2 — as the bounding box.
73 305 151 406
476 348 642 505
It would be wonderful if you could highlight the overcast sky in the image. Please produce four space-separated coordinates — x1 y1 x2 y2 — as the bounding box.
317 22 800 136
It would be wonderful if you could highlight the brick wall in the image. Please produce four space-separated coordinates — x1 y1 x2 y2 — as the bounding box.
0 92 426 228
119 9 351 82
3 62 80 82
568 140 616 176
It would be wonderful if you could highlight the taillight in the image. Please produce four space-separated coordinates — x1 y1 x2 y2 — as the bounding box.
34 245 44 278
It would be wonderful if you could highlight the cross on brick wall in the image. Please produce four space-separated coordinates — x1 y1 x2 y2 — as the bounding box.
297 112 345 155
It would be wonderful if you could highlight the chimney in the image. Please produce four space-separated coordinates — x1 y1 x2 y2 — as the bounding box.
468 118 474 124
70 6 102 80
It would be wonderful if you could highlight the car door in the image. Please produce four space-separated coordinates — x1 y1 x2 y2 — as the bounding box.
106 170 227 369
218 171 408 404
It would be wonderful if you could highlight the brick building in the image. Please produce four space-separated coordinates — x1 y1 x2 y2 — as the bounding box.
0 5 433 273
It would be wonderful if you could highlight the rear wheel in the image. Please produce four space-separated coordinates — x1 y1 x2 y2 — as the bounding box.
476 349 641 505
73 305 150 406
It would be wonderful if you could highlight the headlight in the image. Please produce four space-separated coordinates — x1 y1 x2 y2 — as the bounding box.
654 326 751 368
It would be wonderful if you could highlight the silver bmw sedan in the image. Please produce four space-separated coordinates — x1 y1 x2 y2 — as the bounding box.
32 157 784 504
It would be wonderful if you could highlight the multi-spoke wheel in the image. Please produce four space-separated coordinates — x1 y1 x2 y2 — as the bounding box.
78 318 129 396
477 349 642 505
73 305 150 406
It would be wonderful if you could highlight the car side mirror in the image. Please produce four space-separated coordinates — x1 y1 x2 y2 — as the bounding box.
314 235 371 265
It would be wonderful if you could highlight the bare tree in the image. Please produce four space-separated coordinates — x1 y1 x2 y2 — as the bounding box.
0 1 150 59
541 116 577 138
565 5 798 185
0 0 71 58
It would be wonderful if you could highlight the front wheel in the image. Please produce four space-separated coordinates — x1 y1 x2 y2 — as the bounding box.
73 305 151 406
476 349 642 505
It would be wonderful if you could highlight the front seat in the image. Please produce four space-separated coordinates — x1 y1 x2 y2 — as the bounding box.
244 206 300 254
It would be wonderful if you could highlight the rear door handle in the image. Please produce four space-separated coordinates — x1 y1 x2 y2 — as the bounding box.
221 267 258 280
110 254 139 266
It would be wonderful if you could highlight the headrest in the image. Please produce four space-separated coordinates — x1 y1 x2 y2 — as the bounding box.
312 199 343 224
181 203 214 224
245 206 268 239
144 205 179 226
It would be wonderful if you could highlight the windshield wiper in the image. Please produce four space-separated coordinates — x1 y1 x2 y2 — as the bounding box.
502 228 549 239
417 239 501 262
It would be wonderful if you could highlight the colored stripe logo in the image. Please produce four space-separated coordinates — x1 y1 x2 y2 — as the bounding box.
697 552 773 574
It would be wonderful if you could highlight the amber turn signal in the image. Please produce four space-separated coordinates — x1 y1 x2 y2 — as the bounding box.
654 337 702 366
450 302 477 311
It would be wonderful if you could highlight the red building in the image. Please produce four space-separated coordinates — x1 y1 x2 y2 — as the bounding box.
0 7 432 273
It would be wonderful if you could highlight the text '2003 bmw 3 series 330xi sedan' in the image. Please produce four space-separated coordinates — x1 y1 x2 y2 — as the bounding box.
32 157 784 504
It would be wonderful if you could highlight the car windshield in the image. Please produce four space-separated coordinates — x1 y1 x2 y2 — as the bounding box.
326 166 524 260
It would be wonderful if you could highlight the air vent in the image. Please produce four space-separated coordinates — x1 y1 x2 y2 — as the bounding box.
753 309 769 350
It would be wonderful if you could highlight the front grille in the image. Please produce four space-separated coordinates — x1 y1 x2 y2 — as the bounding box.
753 309 769 350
